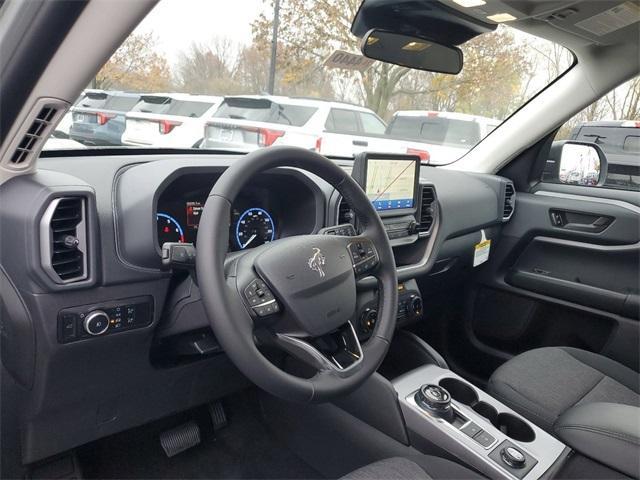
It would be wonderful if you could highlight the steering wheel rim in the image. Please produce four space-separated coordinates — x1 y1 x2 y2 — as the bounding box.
196 146 398 402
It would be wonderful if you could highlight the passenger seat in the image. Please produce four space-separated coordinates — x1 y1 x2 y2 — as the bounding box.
488 346 639 432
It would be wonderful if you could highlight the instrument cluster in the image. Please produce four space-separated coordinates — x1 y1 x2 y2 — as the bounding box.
155 171 318 252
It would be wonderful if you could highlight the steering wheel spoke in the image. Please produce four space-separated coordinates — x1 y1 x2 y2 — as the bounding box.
272 321 364 375
344 234 380 278
242 277 281 317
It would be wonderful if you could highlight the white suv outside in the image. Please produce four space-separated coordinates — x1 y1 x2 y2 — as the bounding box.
121 93 222 148
385 111 501 164
201 95 433 159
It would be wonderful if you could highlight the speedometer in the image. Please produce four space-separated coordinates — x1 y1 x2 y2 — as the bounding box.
235 208 275 250
157 213 185 245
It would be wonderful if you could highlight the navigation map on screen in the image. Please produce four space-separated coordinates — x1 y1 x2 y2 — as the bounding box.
365 158 416 211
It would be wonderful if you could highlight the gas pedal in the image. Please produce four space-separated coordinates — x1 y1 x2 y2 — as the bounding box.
208 400 228 431
159 420 201 458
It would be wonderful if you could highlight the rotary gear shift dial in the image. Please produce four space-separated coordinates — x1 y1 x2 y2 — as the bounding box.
415 384 454 421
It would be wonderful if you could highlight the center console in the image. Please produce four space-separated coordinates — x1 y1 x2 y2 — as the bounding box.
393 366 568 479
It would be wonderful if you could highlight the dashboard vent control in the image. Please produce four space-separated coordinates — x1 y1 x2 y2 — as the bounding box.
418 186 436 235
10 106 60 165
503 183 516 221
40 197 88 283
337 198 354 224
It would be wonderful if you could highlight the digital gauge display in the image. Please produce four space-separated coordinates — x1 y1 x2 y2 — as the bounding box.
157 213 185 245
235 208 275 250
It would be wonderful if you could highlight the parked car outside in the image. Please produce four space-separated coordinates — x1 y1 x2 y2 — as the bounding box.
201 95 434 159
384 111 501 165
43 132 87 150
69 90 141 146
568 120 640 190
121 93 222 148
54 90 92 137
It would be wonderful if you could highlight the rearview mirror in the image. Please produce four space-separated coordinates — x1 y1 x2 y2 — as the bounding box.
558 142 607 187
360 29 463 74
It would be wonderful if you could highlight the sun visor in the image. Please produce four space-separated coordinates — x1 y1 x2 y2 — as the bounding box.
351 0 496 46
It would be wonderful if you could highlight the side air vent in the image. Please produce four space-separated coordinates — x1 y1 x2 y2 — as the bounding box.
10 106 59 165
503 183 516 221
418 186 436 235
337 198 354 224
40 197 88 283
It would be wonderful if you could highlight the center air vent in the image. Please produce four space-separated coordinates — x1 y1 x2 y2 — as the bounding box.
503 183 516 221
418 186 436 235
40 197 88 283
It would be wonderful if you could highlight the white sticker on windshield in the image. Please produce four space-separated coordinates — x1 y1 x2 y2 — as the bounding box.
575 2 640 37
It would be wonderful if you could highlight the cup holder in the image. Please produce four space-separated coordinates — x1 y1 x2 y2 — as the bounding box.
494 413 536 442
438 378 478 405
472 401 498 424
438 377 536 443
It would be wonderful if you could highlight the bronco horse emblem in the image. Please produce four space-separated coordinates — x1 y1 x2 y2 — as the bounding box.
307 247 326 278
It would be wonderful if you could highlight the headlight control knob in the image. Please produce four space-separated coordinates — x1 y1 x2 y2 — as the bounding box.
84 310 110 336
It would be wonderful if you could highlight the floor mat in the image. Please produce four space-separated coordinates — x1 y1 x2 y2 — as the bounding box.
77 391 322 479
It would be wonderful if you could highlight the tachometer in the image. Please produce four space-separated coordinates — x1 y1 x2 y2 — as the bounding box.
235 208 275 249
157 213 185 245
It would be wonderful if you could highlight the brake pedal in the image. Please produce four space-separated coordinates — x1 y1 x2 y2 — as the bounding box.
160 421 201 458
208 400 228 431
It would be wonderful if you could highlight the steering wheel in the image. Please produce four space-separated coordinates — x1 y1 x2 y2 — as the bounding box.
196 146 398 402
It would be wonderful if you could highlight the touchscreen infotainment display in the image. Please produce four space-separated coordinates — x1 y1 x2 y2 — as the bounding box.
365 158 417 211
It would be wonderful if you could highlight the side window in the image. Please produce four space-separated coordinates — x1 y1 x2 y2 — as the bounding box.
543 77 640 191
326 108 359 134
359 113 386 135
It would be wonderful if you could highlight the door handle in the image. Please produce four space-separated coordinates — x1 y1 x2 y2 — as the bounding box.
549 209 613 233
352 140 368 147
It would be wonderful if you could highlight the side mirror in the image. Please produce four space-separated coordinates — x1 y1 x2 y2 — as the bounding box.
558 141 608 187
360 29 463 75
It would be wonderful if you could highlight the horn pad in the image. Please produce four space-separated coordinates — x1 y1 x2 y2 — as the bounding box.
254 235 356 337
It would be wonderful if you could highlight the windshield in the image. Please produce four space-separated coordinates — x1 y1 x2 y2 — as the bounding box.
46 0 574 164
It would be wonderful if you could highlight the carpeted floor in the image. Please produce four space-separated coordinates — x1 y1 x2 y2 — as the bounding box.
77 391 322 479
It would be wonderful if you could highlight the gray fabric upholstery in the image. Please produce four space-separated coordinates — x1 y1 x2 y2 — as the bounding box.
488 347 640 433
340 457 483 480
341 458 431 480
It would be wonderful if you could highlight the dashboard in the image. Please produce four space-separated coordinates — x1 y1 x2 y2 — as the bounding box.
0 151 514 465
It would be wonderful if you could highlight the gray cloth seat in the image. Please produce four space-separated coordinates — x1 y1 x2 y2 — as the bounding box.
488 346 640 433
341 456 483 480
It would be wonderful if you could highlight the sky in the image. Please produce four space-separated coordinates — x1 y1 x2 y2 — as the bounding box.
135 0 266 66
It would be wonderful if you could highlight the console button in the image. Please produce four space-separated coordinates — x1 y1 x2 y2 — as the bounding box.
473 430 496 448
60 314 77 342
501 446 526 469
460 422 482 438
